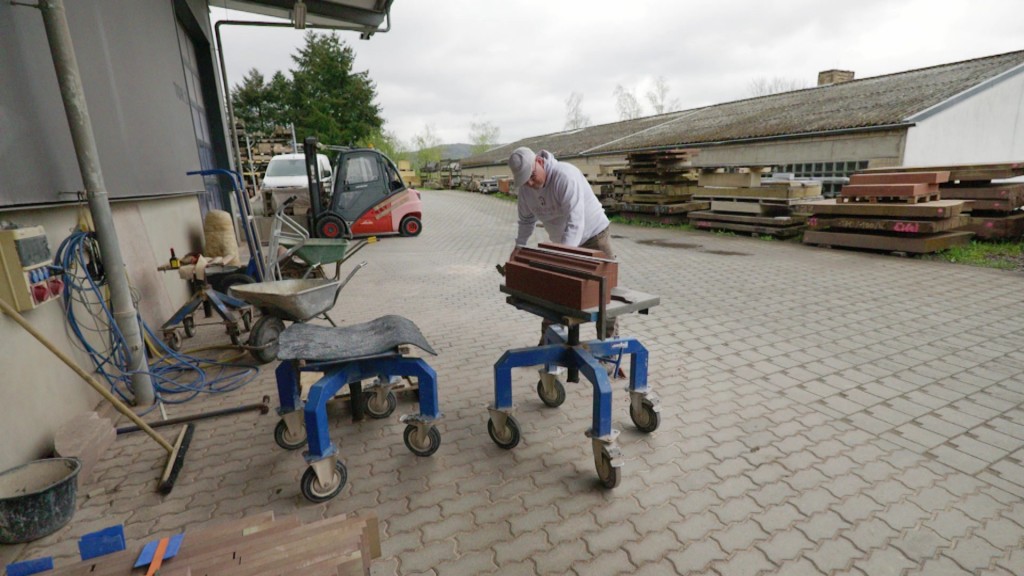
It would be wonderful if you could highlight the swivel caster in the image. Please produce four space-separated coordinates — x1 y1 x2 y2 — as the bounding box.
403 424 441 457
629 393 661 433
300 460 347 503
364 389 397 419
487 413 521 450
273 419 307 450
536 376 566 408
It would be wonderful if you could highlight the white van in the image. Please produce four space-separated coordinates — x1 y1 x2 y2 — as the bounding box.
259 153 333 216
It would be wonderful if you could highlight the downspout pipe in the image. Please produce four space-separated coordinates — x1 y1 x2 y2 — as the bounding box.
38 0 155 405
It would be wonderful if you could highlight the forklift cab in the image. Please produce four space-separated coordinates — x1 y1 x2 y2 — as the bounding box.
305 137 423 239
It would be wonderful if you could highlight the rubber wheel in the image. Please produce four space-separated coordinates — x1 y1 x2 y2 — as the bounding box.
164 330 182 352
220 272 255 293
300 461 347 503
317 214 348 239
273 419 307 450
536 378 566 408
182 316 196 338
249 316 286 364
403 425 441 457
487 415 521 450
399 216 422 237
630 398 661 433
363 390 397 419
597 449 621 489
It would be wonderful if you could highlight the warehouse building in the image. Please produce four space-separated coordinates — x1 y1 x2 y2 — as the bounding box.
463 49 1024 197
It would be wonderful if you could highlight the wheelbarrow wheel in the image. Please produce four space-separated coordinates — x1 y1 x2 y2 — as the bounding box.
363 390 397 419
274 419 307 450
487 415 521 450
300 461 347 503
249 316 286 364
403 424 441 457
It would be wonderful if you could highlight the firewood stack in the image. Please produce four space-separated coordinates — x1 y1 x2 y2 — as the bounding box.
797 170 974 253
688 170 821 238
616 149 708 224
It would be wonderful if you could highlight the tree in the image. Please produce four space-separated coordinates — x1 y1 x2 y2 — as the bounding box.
469 120 500 154
646 76 680 114
412 123 442 171
231 69 274 135
614 84 643 121
748 77 807 97
564 92 590 130
288 32 383 146
366 128 406 163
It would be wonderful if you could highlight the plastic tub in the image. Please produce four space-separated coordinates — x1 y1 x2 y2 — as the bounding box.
0 457 80 544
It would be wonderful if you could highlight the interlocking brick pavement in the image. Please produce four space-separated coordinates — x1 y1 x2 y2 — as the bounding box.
3 189 1024 575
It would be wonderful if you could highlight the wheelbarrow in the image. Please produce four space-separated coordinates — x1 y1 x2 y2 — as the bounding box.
229 258 366 363
266 196 361 281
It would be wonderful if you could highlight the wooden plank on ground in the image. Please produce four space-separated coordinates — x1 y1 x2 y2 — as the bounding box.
686 210 807 226
710 199 763 214
939 183 1024 201
839 182 938 198
618 201 709 214
962 212 1024 240
695 185 819 200
689 219 804 238
806 215 968 233
802 230 973 253
793 199 965 218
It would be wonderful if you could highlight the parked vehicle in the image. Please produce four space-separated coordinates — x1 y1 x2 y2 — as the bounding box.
303 138 423 239
478 178 499 194
260 153 334 216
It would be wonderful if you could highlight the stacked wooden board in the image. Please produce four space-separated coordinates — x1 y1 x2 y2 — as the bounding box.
798 170 973 253
688 170 821 238
45 511 381 576
586 161 627 213
616 149 709 224
860 161 1024 240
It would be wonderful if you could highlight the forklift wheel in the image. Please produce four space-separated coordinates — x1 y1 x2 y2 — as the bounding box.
399 216 422 237
317 215 348 239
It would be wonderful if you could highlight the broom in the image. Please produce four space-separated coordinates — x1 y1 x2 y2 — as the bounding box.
0 298 192 494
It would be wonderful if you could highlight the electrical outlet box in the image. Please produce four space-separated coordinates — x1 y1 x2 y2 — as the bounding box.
0 226 62 312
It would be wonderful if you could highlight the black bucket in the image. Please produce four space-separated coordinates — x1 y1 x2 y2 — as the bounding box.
0 457 81 544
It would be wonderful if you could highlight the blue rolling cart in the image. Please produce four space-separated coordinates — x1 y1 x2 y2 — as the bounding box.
489 284 661 488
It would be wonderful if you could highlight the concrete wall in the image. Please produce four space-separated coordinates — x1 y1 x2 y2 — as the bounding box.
903 66 1024 166
0 195 204 471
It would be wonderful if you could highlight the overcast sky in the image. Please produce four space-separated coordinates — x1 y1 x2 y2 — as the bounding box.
211 0 1024 149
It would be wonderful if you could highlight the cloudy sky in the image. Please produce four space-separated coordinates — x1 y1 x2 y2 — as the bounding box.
212 0 1024 148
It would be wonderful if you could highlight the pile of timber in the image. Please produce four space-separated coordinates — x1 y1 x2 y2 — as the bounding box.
688 170 822 238
616 149 708 224
45 511 381 576
859 161 1024 240
586 161 627 213
798 170 973 254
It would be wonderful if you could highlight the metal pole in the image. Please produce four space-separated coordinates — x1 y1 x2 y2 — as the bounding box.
39 0 155 405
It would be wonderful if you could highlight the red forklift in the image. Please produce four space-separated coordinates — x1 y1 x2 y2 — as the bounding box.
303 137 423 239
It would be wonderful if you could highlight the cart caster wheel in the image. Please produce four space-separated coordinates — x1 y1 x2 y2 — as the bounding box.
630 397 661 433
182 316 196 338
300 461 347 503
274 420 307 450
487 415 521 450
249 316 286 364
364 390 397 419
536 378 566 408
164 330 182 352
403 425 441 457
596 448 621 489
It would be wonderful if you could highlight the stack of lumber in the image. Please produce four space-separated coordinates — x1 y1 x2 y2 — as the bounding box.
688 170 821 238
46 511 381 576
859 161 1024 240
616 149 708 224
797 170 973 253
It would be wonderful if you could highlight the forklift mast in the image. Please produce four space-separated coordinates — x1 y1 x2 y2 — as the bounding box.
303 136 326 221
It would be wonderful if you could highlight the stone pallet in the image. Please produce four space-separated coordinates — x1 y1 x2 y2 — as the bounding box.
688 210 806 238
858 161 1024 182
618 200 709 215
962 212 1024 240
806 214 969 234
802 230 974 254
698 195 824 216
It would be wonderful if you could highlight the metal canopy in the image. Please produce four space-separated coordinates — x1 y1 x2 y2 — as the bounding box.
220 0 393 33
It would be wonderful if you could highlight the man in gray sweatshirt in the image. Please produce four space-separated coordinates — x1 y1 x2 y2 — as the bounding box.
508 146 618 341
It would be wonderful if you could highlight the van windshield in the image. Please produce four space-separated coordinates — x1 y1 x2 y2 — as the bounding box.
264 158 305 178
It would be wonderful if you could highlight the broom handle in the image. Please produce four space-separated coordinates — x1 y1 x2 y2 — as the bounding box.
0 298 174 454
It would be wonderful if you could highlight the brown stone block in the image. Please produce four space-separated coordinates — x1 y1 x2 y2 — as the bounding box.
848 171 950 185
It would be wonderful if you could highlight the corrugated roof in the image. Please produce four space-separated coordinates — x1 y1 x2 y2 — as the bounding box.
463 50 1024 168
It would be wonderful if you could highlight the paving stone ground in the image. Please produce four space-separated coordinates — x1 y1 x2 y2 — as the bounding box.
3 189 1024 575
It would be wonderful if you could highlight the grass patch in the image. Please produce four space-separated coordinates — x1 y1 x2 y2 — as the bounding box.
494 192 517 202
609 215 695 231
921 240 1024 270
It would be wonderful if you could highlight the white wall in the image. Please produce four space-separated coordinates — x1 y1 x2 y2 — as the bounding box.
903 66 1024 166
0 195 203 471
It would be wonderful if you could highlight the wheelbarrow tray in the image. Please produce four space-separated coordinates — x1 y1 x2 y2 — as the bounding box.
230 278 341 322
278 237 349 266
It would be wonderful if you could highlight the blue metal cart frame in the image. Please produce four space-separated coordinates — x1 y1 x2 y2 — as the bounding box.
274 353 442 502
488 285 661 488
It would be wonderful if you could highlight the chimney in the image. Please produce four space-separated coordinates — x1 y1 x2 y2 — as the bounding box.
817 69 855 86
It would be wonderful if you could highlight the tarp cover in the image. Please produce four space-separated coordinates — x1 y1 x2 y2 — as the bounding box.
277 315 436 362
